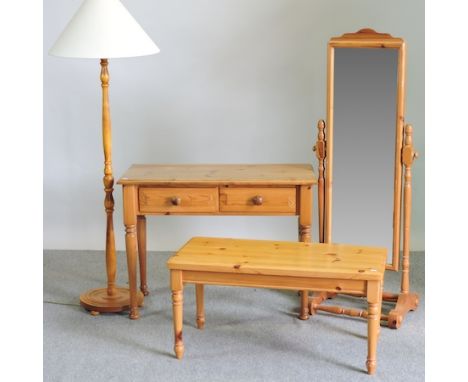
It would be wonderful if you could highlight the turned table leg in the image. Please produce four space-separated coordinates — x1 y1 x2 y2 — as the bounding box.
299 291 309 320
196 284 205 329
123 186 140 319
366 280 382 375
171 270 184 359
298 185 312 320
137 215 149 296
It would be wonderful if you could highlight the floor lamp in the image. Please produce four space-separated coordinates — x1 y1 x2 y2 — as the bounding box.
49 0 159 315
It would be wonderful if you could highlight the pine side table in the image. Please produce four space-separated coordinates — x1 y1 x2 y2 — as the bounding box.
117 164 317 319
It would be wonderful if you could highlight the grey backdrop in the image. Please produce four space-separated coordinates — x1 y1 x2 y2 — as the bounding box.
44 0 424 251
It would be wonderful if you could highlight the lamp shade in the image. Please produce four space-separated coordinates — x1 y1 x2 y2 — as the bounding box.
49 0 159 58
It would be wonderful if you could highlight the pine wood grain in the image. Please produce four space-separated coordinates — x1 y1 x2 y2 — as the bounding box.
118 164 316 186
168 237 386 281
139 187 219 213
167 236 385 374
219 186 296 213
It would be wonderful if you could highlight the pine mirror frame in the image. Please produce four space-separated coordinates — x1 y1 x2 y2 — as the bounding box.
324 29 406 271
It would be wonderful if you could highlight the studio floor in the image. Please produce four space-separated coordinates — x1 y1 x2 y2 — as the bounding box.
44 250 424 382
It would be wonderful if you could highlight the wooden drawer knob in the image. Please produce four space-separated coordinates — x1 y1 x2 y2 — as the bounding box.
252 195 263 206
171 196 182 206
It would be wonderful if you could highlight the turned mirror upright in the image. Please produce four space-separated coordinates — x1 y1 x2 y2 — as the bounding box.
311 29 419 328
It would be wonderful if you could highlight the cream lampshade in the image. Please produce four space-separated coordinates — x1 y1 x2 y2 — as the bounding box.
49 0 159 58
50 0 159 318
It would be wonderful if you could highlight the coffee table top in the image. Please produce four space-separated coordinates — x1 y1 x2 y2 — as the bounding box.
167 237 386 281
117 164 316 186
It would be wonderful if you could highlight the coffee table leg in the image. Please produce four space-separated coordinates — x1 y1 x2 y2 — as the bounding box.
366 280 382 374
196 284 205 329
171 270 184 359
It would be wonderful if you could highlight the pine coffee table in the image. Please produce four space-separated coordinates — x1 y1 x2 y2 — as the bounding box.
167 237 386 375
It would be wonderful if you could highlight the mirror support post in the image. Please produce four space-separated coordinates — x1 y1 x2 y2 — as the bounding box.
313 120 326 244
385 124 420 328
400 124 418 293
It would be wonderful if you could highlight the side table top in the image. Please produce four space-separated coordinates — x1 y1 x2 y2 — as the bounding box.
117 164 316 186
167 237 386 280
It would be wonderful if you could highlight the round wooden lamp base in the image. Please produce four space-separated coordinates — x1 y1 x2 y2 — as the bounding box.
80 287 144 316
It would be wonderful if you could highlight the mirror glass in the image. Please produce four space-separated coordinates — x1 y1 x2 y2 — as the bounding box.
333 48 398 263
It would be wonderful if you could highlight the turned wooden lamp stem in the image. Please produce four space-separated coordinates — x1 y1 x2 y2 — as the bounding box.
101 58 117 297
78 59 145 315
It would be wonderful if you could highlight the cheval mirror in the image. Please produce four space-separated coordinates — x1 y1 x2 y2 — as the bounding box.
311 29 419 328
